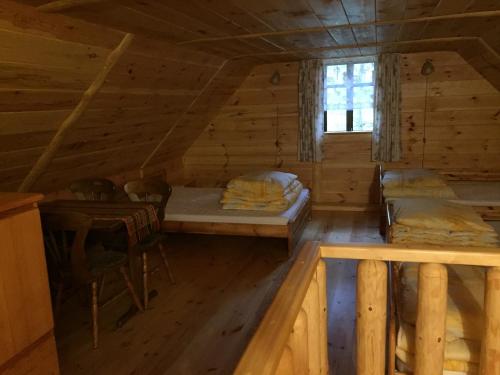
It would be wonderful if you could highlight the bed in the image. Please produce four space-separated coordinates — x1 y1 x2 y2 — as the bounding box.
384 198 500 375
378 165 500 232
162 186 311 255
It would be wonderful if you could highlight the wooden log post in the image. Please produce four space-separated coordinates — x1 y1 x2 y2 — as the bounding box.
17 33 134 193
415 263 448 375
479 266 500 375
356 260 387 375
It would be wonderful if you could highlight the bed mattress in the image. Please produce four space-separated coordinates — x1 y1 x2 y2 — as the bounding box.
449 181 500 203
164 186 310 226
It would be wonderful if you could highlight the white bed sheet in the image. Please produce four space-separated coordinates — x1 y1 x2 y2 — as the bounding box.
164 186 310 226
449 181 500 203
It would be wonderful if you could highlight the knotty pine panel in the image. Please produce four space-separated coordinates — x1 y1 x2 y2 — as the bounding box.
185 51 500 206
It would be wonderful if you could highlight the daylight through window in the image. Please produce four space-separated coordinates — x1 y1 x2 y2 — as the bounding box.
324 61 375 132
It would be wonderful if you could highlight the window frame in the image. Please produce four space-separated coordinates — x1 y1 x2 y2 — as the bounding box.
323 56 376 134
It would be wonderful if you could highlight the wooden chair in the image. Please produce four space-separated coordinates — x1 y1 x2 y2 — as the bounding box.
69 178 116 201
42 211 144 349
124 179 175 309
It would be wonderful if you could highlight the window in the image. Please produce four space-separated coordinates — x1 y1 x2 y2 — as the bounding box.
324 60 375 133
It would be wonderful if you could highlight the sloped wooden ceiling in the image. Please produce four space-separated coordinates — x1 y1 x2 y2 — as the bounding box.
16 0 500 88
1 0 499 192
0 1 255 192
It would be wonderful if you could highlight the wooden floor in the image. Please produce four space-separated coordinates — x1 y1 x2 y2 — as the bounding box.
55 211 382 375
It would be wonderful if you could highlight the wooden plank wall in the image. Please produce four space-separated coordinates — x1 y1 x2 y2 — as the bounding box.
0 1 239 193
184 62 313 187
184 51 500 207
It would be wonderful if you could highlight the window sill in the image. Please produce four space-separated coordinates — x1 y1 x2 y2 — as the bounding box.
323 131 372 135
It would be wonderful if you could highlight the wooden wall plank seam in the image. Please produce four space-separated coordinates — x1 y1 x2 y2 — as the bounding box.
17 33 134 192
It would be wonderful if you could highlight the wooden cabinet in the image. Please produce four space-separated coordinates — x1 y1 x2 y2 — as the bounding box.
0 193 59 374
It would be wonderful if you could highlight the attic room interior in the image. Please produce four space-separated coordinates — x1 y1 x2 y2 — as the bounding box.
1 0 500 374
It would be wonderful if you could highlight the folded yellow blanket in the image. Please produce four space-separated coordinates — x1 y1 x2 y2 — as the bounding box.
222 180 302 203
399 264 485 341
226 171 298 198
384 185 457 199
393 198 496 233
222 181 303 212
391 225 499 247
383 169 448 189
397 322 480 364
396 347 478 374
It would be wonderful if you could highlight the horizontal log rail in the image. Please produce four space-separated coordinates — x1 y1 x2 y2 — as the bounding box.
236 241 500 375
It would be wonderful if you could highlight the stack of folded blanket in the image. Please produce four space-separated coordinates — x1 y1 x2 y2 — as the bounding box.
382 169 457 199
391 198 499 247
396 263 485 375
221 171 303 212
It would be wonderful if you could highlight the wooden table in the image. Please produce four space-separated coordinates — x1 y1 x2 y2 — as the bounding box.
39 200 160 250
39 200 161 325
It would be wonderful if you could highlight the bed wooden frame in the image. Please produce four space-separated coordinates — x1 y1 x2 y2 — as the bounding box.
384 200 500 375
162 197 312 256
378 164 500 230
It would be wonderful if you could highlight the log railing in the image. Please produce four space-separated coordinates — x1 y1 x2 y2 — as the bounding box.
235 242 500 375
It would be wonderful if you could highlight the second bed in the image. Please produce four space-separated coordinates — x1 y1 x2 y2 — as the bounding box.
162 186 311 255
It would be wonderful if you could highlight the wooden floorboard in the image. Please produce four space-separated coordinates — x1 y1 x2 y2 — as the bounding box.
55 211 382 375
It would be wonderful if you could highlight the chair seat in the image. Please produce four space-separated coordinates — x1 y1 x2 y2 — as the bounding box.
88 250 128 276
133 233 168 252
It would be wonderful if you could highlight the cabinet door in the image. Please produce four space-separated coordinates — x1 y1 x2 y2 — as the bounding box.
0 208 54 366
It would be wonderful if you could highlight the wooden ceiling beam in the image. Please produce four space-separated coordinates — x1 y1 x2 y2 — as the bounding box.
178 10 500 45
230 36 480 58
37 0 108 12
17 33 134 192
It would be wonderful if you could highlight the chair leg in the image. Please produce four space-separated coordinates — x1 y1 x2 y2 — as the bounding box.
158 243 175 284
98 274 106 302
91 281 98 349
142 252 149 310
54 281 64 319
119 266 144 312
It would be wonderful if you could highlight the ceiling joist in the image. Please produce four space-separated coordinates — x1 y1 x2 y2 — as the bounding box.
177 10 500 45
37 0 107 12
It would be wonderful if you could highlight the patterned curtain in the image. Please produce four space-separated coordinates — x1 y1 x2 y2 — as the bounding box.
298 59 324 162
372 54 401 162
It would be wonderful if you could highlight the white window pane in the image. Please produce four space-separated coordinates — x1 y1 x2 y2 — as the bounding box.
353 62 374 84
353 86 374 109
326 64 347 85
353 108 374 131
326 110 346 132
325 87 347 110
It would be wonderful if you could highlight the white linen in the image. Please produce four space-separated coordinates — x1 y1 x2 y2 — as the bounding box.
449 181 500 203
164 187 310 226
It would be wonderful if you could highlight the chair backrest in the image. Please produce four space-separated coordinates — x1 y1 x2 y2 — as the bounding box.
42 211 93 283
69 178 116 201
124 179 172 220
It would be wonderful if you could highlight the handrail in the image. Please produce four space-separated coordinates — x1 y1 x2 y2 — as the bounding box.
234 241 321 375
320 242 500 266
235 241 500 375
